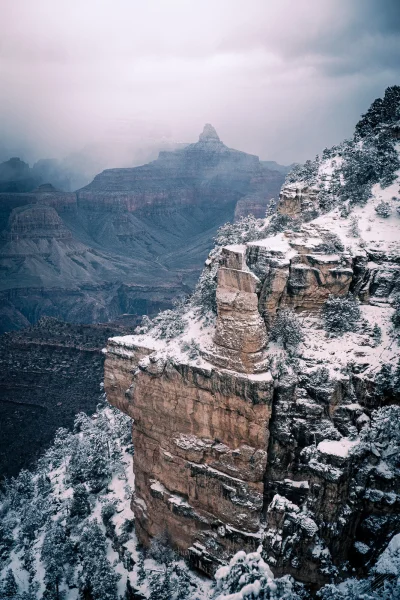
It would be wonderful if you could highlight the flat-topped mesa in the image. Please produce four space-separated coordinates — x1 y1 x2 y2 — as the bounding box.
3 204 73 241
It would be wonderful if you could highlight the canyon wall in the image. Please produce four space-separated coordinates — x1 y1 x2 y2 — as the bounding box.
0 127 285 332
105 208 400 588
0 318 130 478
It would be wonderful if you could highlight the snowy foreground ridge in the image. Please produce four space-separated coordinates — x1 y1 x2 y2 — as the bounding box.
1 397 399 599
0 396 213 599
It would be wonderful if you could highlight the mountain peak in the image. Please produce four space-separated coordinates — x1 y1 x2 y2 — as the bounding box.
199 123 220 143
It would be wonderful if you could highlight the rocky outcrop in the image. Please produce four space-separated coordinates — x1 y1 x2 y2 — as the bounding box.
105 336 273 573
77 125 283 220
105 215 400 589
277 183 319 220
0 157 41 193
3 204 73 241
0 198 182 333
203 246 268 373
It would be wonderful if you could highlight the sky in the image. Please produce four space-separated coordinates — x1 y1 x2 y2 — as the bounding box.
0 0 399 168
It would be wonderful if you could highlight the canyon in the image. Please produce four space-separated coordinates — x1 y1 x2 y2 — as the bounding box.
104 168 400 589
0 127 286 333
0 317 130 478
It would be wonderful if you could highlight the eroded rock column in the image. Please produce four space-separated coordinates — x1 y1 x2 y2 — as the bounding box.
202 245 269 373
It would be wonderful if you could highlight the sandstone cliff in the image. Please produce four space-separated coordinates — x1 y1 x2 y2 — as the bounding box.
104 199 399 583
104 95 400 591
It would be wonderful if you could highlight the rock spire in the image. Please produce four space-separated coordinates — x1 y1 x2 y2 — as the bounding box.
198 123 221 143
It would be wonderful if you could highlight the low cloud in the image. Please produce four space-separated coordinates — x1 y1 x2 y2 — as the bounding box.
0 0 399 168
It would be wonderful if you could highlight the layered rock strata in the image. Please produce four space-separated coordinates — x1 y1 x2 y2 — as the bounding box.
105 216 399 587
0 127 285 332
105 336 273 573
0 318 129 478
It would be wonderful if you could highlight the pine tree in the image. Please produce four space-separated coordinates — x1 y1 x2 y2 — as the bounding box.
149 570 172 600
36 474 52 498
393 359 400 396
372 324 382 346
19 582 39 600
149 531 177 567
11 469 35 508
70 484 90 519
375 363 393 396
23 545 36 580
125 578 146 600
375 201 392 218
136 552 147 586
392 294 400 332
41 521 74 599
322 295 361 334
172 564 193 600
348 216 360 237
89 556 121 600
191 261 218 315
2 569 18 598
0 520 14 564
20 503 47 541
79 521 120 600
270 309 304 352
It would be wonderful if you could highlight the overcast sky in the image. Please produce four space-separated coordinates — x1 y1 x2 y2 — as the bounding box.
0 0 399 167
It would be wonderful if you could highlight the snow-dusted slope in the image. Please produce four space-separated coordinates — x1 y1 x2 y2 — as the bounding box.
0 395 212 599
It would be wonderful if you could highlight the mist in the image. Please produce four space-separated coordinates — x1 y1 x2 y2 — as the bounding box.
1 0 399 174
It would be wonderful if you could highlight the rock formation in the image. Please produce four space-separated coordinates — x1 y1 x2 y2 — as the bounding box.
0 128 285 332
0 157 41 193
0 317 130 478
104 171 400 589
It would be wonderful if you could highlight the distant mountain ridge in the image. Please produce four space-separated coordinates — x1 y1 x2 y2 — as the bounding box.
0 125 286 332
261 160 294 174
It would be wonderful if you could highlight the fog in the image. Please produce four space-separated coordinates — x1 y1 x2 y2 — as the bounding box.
0 0 399 172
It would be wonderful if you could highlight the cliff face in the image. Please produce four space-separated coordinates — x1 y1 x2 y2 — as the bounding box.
105 336 273 572
0 317 130 478
104 171 400 587
0 127 285 332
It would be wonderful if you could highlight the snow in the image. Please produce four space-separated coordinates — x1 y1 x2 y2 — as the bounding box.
374 533 400 575
149 479 168 494
247 371 273 382
300 303 396 379
268 494 299 514
312 176 400 255
317 438 359 458
174 433 211 451
133 496 147 512
283 478 309 489
168 494 191 508
318 156 344 184
354 541 370 555
0 398 213 600
247 233 292 253
109 308 216 369
224 244 247 253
